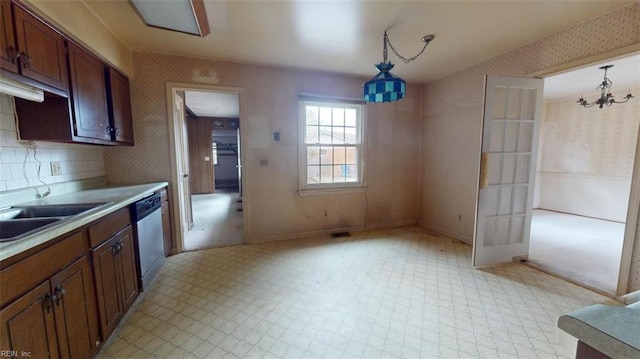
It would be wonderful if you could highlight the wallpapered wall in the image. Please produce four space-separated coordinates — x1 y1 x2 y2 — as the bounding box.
418 3 640 291
0 94 105 195
537 91 640 222
103 54 421 242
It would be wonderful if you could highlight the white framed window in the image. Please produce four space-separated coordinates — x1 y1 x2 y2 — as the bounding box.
298 98 365 192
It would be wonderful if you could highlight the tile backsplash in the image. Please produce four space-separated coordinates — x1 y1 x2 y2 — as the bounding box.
0 94 105 192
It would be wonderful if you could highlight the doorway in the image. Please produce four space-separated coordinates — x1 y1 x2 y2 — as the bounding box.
527 54 640 294
166 84 246 254
471 49 640 297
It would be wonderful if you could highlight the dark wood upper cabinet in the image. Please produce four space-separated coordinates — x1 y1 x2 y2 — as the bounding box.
11 3 68 92
8 0 135 146
67 42 111 142
0 0 18 73
107 68 134 145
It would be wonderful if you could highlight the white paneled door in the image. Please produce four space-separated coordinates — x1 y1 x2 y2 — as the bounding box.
472 75 544 267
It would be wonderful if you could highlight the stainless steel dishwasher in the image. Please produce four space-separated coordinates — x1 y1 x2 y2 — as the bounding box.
131 193 164 291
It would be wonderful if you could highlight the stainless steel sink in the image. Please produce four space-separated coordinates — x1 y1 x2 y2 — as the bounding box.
0 218 66 242
0 203 106 242
8 204 104 219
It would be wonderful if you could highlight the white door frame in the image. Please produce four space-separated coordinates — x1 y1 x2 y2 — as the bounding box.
165 82 248 253
526 44 640 296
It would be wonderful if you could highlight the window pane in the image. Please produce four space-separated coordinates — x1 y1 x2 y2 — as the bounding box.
320 147 333 165
345 109 356 127
333 108 344 126
344 127 357 144
307 146 320 165
301 101 362 187
333 165 347 182
319 107 332 125
307 165 320 184
333 147 346 164
306 106 319 125
345 147 357 165
320 165 333 183
345 165 358 182
332 126 345 144
306 125 319 143
319 126 332 144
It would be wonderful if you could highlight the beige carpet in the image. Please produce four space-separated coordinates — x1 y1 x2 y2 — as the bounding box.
528 209 624 294
183 191 244 251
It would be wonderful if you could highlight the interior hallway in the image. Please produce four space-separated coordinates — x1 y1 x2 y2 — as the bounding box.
98 227 612 359
184 190 243 251
528 209 625 294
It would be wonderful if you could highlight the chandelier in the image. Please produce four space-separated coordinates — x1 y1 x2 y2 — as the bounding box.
577 65 634 109
363 31 435 103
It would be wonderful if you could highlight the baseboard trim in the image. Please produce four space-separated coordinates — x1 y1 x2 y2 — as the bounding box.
249 219 419 244
417 220 473 244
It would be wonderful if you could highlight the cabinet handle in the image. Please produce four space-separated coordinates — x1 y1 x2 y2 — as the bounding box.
7 47 18 63
20 52 30 68
115 127 121 136
54 286 65 305
105 125 112 135
44 293 57 312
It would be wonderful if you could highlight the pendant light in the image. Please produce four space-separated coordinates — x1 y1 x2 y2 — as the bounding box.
363 31 435 103
577 65 634 109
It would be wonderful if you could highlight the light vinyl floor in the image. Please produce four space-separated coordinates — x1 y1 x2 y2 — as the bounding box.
98 227 611 359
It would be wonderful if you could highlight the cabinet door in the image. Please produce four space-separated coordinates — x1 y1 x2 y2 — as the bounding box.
116 226 138 311
108 68 134 144
91 236 123 340
0 0 18 73
50 256 100 359
67 42 111 141
162 200 172 256
12 4 68 91
0 281 59 359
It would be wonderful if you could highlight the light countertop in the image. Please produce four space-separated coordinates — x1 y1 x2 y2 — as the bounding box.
0 182 168 262
558 302 640 359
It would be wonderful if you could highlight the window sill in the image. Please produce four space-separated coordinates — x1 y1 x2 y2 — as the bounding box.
298 187 367 197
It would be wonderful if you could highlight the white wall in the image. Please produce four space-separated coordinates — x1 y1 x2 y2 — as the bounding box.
0 95 105 194
535 92 640 222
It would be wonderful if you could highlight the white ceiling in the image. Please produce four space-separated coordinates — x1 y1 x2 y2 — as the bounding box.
81 0 635 84
543 54 640 100
184 91 239 118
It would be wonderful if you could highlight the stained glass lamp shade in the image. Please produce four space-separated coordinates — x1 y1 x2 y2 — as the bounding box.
363 62 405 103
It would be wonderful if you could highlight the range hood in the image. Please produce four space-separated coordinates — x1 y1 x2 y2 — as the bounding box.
0 76 44 102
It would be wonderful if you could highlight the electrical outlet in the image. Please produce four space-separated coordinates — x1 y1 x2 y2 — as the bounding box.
50 161 62 176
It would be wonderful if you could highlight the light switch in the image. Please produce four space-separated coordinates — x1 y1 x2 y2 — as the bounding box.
204 156 210 161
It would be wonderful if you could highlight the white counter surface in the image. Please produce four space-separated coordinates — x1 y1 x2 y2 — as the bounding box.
0 182 168 262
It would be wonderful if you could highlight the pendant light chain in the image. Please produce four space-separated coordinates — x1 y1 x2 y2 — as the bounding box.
384 30 430 64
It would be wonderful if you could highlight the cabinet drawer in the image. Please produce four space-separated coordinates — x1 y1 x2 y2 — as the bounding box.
89 208 131 248
0 231 86 308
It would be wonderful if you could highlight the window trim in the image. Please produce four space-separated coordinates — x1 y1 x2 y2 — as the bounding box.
298 99 366 192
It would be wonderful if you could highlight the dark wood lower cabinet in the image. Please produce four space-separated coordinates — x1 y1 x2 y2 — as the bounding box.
0 281 59 358
162 200 172 256
50 256 100 358
0 255 98 359
576 341 611 359
92 225 138 340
